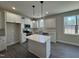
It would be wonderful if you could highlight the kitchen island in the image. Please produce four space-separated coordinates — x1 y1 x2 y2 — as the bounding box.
26 34 51 58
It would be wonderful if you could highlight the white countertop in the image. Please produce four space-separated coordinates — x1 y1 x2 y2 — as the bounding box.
26 34 50 43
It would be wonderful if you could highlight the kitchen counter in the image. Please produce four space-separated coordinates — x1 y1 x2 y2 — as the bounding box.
26 34 50 43
26 34 51 58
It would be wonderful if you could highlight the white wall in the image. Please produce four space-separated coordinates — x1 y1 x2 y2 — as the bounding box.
55 10 79 45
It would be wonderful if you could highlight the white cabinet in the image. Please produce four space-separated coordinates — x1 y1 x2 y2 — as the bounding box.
0 11 5 36
15 15 22 23
0 12 5 29
5 12 22 23
24 18 33 28
0 36 6 51
0 12 2 29
43 29 56 42
44 18 56 28
27 34 51 58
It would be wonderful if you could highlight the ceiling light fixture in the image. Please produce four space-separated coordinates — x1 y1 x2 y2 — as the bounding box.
32 5 35 18
12 7 15 10
40 1 44 24
33 21 35 23
32 5 36 23
40 1 44 18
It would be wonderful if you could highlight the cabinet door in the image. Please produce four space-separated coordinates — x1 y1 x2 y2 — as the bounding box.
6 12 15 22
0 39 5 51
0 37 6 51
0 39 2 51
0 18 3 29
6 12 21 23
14 15 21 23
0 12 5 29
44 18 56 28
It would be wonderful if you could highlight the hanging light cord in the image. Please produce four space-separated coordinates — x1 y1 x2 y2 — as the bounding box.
40 1 44 18
32 5 35 18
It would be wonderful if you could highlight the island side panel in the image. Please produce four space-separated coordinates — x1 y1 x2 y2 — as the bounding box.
28 39 46 58
46 38 51 58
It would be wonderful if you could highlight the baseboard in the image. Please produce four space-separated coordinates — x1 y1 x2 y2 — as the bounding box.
51 41 56 43
57 40 79 47
51 40 56 43
7 40 20 46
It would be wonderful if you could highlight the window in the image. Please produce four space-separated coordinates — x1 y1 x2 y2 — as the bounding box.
64 15 79 34
39 19 44 28
36 21 39 28
77 15 79 34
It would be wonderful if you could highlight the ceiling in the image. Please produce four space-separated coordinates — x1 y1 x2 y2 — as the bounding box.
0 1 79 18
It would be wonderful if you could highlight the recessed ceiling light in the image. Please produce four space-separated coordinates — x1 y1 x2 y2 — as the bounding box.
12 7 15 10
46 12 48 14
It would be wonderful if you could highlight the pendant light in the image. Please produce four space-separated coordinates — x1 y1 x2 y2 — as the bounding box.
40 1 44 23
32 5 35 23
40 1 44 18
39 1 44 28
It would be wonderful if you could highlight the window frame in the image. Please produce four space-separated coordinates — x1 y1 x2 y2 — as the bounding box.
64 15 79 35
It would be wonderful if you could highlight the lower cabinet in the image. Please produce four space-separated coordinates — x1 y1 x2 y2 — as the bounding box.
0 36 6 51
28 37 51 58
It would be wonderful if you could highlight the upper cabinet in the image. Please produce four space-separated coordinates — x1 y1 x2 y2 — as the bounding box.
24 18 33 28
0 11 5 29
44 18 56 29
5 12 22 23
0 11 5 36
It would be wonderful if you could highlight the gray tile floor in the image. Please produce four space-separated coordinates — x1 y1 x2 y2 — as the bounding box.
0 42 79 58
